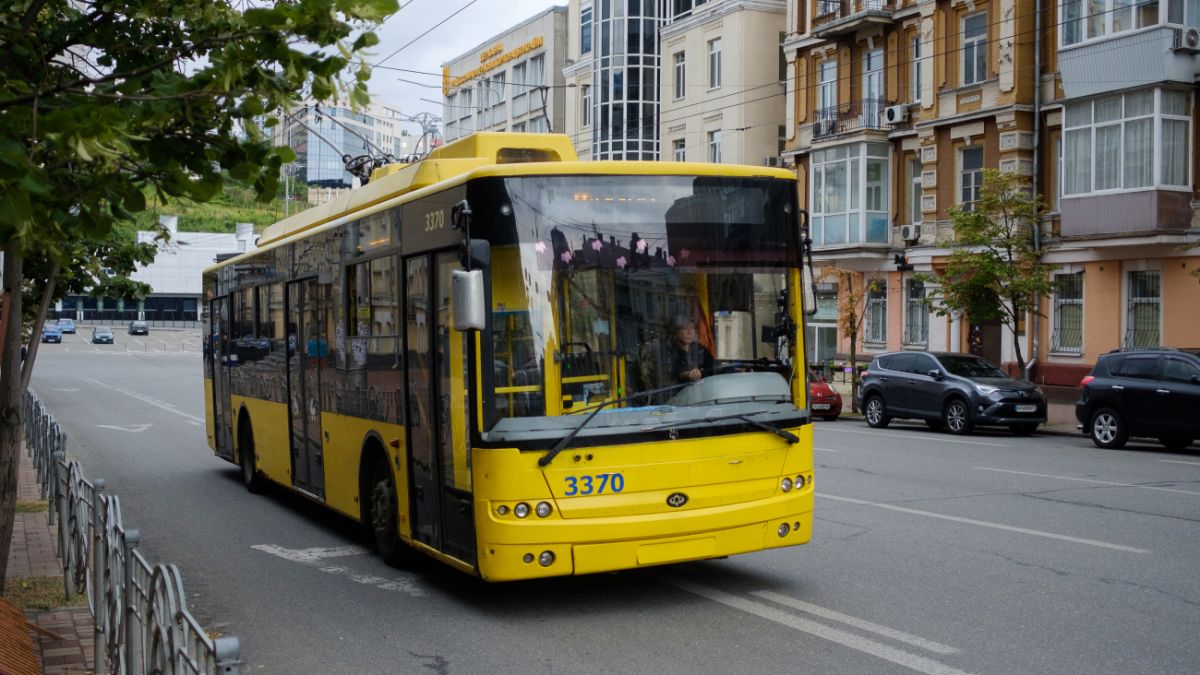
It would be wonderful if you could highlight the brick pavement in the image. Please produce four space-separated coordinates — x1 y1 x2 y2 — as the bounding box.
2 443 95 674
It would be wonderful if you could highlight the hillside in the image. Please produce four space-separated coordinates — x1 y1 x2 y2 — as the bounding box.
122 178 310 241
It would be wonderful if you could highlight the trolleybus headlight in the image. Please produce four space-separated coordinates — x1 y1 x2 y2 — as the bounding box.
795 474 806 489
777 523 791 537
538 551 556 567
497 505 510 516
514 502 531 519
780 477 793 493
523 553 534 564
535 502 553 518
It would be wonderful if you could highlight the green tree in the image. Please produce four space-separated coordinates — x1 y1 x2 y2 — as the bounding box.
920 170 1054 376
0 0 397 590
824 267 882 412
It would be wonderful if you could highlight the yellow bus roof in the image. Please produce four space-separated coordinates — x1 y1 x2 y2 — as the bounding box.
206 132 795 273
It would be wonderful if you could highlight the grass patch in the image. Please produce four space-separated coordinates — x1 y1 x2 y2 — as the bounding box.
0 576 80 610
16 500 48 513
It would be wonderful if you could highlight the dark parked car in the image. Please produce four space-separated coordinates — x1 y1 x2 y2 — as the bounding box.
91 326 114 344
1075 348 1200 451
57 318 76 333
128 320 149 335
42 325 62 344
860 351 1046 435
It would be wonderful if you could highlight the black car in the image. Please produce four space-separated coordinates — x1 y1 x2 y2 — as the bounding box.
128 320 149 335
1075 348 1200 451
91 326 114 344
860 351 1046 435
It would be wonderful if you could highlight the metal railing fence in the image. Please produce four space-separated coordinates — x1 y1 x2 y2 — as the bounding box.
24 391 240 675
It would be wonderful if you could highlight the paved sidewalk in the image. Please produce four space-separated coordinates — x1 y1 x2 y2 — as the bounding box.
3 445 95 674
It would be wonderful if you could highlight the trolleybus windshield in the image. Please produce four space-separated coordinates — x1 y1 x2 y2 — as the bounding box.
472 174 807 444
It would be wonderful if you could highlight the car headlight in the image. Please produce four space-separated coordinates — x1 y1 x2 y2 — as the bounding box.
974 384 998 396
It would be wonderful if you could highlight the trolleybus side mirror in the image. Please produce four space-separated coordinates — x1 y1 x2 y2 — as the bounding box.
451 269 486 332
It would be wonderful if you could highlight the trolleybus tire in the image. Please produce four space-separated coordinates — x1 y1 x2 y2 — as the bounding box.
368 456 409 567
238 414 266 494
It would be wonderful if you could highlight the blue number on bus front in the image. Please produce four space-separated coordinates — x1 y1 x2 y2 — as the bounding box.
563 473 624 496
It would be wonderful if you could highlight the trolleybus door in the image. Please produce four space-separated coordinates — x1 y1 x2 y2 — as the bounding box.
286 278 327 497
210 296 234 461
404 253 476 564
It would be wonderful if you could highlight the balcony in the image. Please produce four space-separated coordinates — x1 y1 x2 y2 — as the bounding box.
812 99 888 141
812 0 897 39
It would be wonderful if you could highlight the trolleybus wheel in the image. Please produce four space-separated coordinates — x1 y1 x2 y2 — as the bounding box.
368 456 408 567
238 415 266 494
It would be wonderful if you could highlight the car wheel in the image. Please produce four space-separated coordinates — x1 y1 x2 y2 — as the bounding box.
1089 408 1128 449
1159 436 1193 452
367 454 410 567
943 399 974 435
1009 423 1038 436
925 419 945 431
238 417 266 493
864 394 890 428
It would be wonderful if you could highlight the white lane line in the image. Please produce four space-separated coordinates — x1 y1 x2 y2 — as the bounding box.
253 544 425 597
818 427 1008 447
815 447 841 453
751 591 959 655
818 493 1150 554
83 377 205 424
1160 459 1200 467
663 576 973 675
976 467 1200 497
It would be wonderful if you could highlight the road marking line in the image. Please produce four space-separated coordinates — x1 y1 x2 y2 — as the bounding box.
83 377 205 424
663 576 973 675
818 427 1008 447
96 423 153 433
253 544 425 597
815 447 840 453
751 590 959 655
976 467 1200 497
818 493 1150 554
1159 459 1200 467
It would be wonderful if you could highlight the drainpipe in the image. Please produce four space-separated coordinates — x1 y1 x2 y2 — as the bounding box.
1026 0 1043 383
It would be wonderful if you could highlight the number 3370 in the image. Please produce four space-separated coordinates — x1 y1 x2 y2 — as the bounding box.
564 473 625 496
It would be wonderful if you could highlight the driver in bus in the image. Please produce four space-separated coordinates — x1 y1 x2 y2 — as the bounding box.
669 316 713 383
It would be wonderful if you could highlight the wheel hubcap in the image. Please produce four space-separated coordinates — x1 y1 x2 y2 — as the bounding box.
371 478 394 537
1094 414 1116 443
867 400 881 423
947 404 965 431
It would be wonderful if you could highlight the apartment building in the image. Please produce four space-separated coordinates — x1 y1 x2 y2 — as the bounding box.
441 7 569 143
659 0 788 165
783 1 1199 387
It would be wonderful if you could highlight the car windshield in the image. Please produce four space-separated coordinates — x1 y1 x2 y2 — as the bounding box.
470 174 806 444
95 327 112 335
938 354 1006 378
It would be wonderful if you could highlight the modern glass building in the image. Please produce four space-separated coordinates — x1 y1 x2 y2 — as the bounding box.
588 0 666 159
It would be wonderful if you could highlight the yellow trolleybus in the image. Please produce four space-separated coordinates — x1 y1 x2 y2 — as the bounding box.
202 132 817 581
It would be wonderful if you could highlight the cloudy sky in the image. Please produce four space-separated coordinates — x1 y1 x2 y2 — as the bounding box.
364 0 562 124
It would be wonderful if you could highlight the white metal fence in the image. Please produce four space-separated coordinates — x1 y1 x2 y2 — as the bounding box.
24 391 240 675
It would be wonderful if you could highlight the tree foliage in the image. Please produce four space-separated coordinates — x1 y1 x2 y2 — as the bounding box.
820 267 882 412
919 170 1054 374
0 0 398 589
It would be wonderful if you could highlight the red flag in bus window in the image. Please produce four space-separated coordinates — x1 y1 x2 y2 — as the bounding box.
695 298 715 357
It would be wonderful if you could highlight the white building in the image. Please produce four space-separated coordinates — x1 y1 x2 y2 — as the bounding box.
273 100 418 191
441 6 569 142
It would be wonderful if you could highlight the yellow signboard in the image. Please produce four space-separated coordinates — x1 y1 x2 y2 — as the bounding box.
442 36 545 95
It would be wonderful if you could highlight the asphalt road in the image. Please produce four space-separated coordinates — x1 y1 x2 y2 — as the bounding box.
28 330 1200 674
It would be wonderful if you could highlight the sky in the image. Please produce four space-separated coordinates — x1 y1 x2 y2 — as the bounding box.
364 0 562 126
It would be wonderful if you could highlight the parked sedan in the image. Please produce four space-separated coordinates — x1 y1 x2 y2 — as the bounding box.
860 351 1046 435
91 326 114 344
41 325 62 344
128 320 149 335
808 370 842 420
1076 348 1200 451
56 318 76 334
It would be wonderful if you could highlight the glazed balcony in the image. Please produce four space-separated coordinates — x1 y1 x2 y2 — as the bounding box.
812 0 897 39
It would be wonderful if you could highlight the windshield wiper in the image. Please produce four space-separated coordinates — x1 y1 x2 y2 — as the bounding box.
643 411 800 444
538 380 696 467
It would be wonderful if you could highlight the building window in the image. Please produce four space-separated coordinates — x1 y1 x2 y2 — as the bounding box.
529 55 545 88
707 129 721 163
674 51 686 100
810 143 891 247
958 146 984 210
1064 88 1191 196
1051 272 1084 353
581 7 593 55
817 59 837 112
1125 270 1161 348
1062 0 1162 47
904 280 928 346
708 38 722 89
909 158 923 225
513 121 526 133
911 36 922 104
673 138 686 161
862 48 883 123
962 13 988 86
581 85 592 127
865 281 888 346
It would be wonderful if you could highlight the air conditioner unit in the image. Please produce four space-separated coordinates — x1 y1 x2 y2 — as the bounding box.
883 104 909 125
1173 27 1200 53
900 223 920 242
763 156 781 167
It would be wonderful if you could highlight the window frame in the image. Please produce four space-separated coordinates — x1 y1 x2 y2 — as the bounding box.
1050 271 1084 354
958 146 985 210
962 12 988 87
708 37 722 89
910 35 922 104
707 129 722 163
904 279 928 347
581 84 592 127
1124 270 1162 348
809 142 892 247
581 6 593 55
864 281 888 347
673 51 686 100
673 138 686 161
